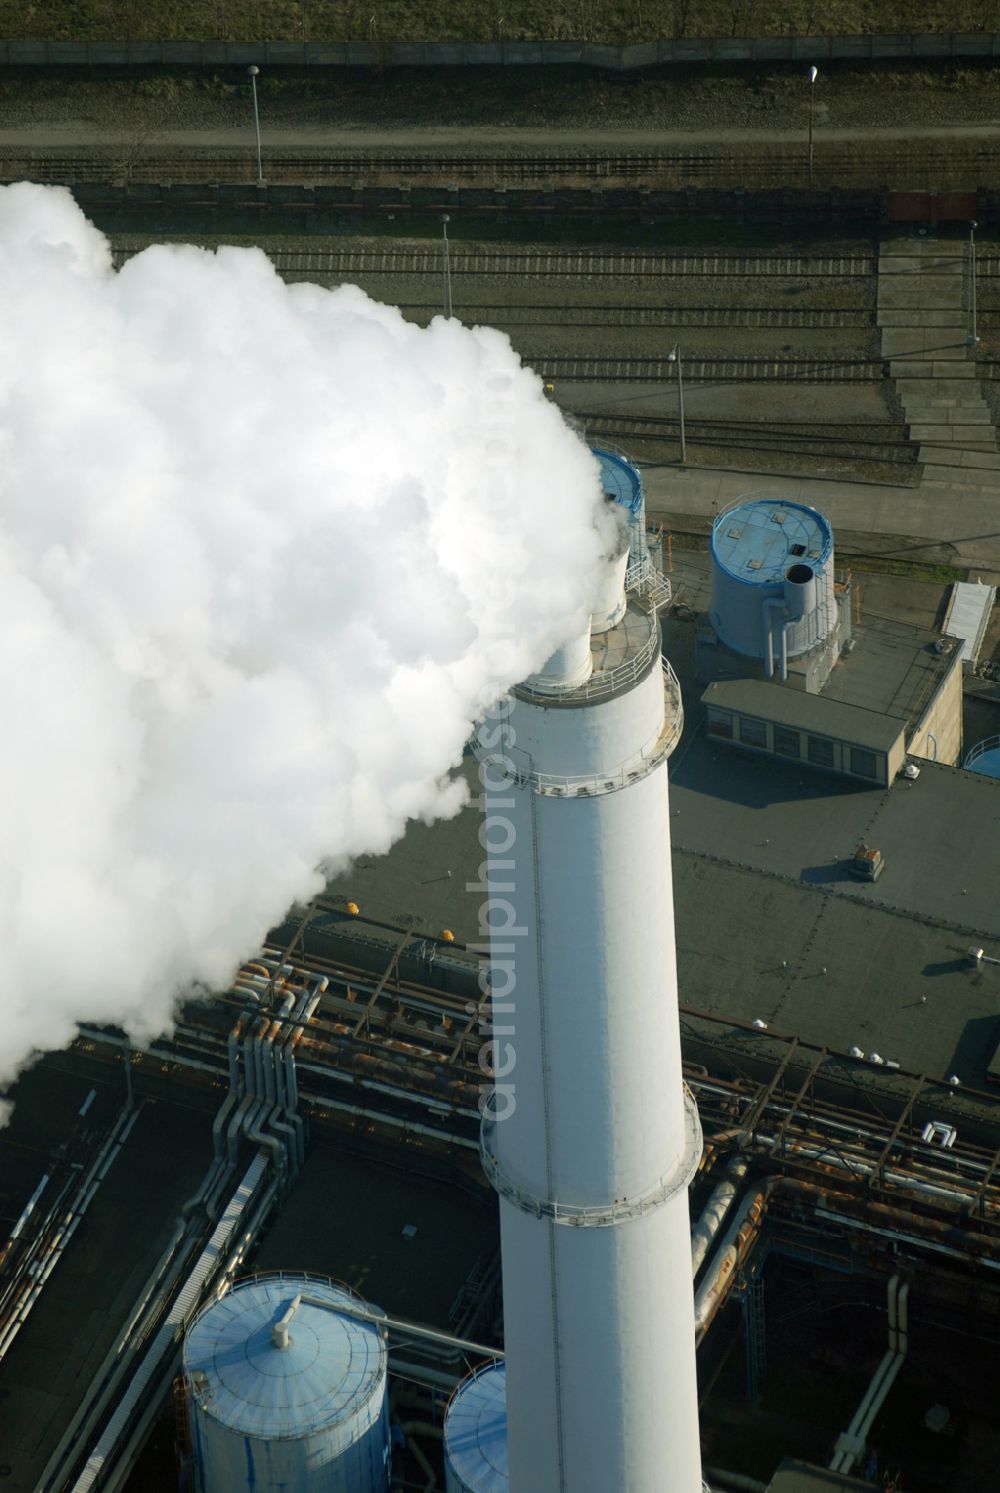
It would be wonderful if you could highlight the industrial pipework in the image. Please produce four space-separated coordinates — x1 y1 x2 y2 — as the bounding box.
473 515 702 1491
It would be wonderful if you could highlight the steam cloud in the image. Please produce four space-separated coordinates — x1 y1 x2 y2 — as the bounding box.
0 183 614 1116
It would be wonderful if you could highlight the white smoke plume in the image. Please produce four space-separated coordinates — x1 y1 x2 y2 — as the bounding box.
0 182 615 1117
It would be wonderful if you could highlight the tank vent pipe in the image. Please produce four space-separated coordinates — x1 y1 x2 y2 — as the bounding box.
271 1294 301 1350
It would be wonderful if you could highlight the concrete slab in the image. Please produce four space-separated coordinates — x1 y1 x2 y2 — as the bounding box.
917 446 968 466
877 309 968 328
879 253 965 272
877 284 964 311
916 443 999 464
906 415 992 432
890 360 933 378
881 329 967 356
917 462 1000 488
902 404 991 421
898 381 983 396
931 426 997 441
877 254 923 272
908 425 965 443
932 360 976 377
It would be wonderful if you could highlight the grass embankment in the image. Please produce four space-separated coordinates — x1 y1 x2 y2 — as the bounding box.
3 0 998 44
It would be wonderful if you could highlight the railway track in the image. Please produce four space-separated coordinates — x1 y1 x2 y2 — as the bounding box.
109 245 876 279
368 301 875 331
583 413 915 465
9 145 1000 188
536 354 884 382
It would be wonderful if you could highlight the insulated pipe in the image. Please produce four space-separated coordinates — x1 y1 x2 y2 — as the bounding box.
252 1018 267 1101
273 1019 288 1110
753 1128 998 1217
389 1357 466 1391
693 1187 767 1336
227 1017 269 1163
773 1171 1000 1273
830 1275 904 1475
284 991 321 1166
856 1282 910 1457
245 1016 289 1176
689 1073 998 1202
210 1017 247 1168
814 1204 1000 1274
763 597 787 680
267 992 304 1172
304 1090 479 1149
841 1284 911 1476
691 1157 749 1279
261 1016 279 1105
400 1422 445 1493
298 1293 498 1362
779 619 789 683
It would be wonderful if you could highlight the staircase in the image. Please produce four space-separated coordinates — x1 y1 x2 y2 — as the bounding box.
878 236 1000 495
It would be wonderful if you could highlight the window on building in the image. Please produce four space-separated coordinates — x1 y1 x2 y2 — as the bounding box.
706 711 732 739
738 716 767 749
807 735 835 768
849 747 879 780
774 726 801 759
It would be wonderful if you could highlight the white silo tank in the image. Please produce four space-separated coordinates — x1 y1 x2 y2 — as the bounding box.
444 1362 509 1493
183 1272 390 1493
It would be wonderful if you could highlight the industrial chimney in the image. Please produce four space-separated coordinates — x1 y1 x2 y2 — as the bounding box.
467 459 704 1492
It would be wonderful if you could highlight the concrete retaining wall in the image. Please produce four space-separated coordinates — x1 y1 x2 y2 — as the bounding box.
4 34 1000 70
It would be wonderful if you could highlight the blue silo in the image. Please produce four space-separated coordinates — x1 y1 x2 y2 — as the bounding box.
183 1272 390 1493
709 497 837 679
965 736 1000 780
592 447 660 595
444 1361 509 1493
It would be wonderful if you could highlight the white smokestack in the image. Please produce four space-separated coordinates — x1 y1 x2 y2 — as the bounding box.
0 183 619 1120
475 567 702 1490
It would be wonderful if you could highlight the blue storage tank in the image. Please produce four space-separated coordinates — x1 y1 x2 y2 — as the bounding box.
444 1361 509 1493
183 1272 390 1493
965 736 1000 780
710 497 837 669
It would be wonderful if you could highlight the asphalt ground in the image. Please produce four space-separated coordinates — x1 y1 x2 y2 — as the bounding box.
0 1088 211 1492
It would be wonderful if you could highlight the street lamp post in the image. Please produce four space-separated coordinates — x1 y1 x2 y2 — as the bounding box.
968 219 979 350
807 65 819 186
441 213 453 319
247 65 263 185
668 343 686 465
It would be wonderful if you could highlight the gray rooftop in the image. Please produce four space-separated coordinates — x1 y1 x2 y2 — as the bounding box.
820 610 958 733
323 728 1000 1096
668 736 1000 938
703 677 903 753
